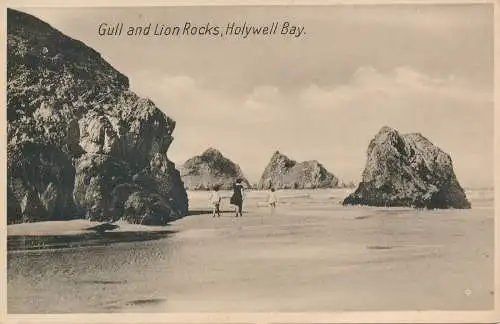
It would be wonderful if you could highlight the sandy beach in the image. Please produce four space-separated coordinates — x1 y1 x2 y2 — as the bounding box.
7 188 494 313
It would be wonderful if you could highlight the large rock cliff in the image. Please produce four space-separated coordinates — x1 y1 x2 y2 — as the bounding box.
258 151 340 189
179 148 250 190
343 126 470 209
7 9 188 225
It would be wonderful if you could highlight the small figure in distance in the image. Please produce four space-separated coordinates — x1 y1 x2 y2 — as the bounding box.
230 178 245 217
268 187 278 216
209 185 222 218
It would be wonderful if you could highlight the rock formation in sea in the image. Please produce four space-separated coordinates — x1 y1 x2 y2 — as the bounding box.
179 148 250 190
7 9 188 225
258 151 340 189
343 126 471 209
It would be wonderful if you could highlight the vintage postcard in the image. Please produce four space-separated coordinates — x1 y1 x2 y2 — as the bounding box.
2 1 498 323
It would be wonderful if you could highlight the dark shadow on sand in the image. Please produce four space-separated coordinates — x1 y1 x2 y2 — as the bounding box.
76 279 128 285
126 298 167 306
7 230 175 252
188 209 242 216
366 245 395 250
354 215 372 220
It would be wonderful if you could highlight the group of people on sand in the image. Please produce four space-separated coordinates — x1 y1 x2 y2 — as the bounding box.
208 178 278 218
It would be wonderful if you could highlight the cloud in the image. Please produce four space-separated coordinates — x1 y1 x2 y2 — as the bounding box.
244 85 282 111
141 65 489 126
13 7 493 187
129 66 492 187
298 66 491 111
160 75 198 96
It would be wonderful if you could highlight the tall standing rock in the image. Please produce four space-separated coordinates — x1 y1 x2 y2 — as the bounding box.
258 151 340 189
343 126 471 209
7 9 188 224
179 148 250 190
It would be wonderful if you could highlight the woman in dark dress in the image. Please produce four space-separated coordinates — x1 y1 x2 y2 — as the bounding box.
230 178 245 217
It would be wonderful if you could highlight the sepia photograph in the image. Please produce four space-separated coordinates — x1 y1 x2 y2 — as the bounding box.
4 2 496 317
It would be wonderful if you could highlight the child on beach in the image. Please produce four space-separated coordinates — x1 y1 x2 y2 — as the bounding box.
209 185 222 218
267 188 278 215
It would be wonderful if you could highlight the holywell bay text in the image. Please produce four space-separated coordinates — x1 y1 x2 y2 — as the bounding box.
97 21 306 38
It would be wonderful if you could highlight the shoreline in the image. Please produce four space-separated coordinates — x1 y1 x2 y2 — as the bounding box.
7 187 492 252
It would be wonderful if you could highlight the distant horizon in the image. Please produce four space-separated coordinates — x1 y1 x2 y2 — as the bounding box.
17 5 494 189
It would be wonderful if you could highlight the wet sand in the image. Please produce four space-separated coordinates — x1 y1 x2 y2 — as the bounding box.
7 219 175 251
7 189 494 313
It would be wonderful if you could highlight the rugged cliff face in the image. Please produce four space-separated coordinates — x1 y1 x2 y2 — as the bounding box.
258 151 340 189
343 126 470 209
7 9 188 225
179 148 250 190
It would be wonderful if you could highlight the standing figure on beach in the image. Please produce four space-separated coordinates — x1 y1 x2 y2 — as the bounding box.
209 185 222 218
230 178 245 217
268 188 278 215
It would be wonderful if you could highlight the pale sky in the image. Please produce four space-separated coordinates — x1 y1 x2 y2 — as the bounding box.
17 5 494 188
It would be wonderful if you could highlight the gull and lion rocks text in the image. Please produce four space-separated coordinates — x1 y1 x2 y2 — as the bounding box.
98 21 306 38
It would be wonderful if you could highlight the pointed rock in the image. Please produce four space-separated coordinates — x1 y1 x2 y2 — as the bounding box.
343 126 471 209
